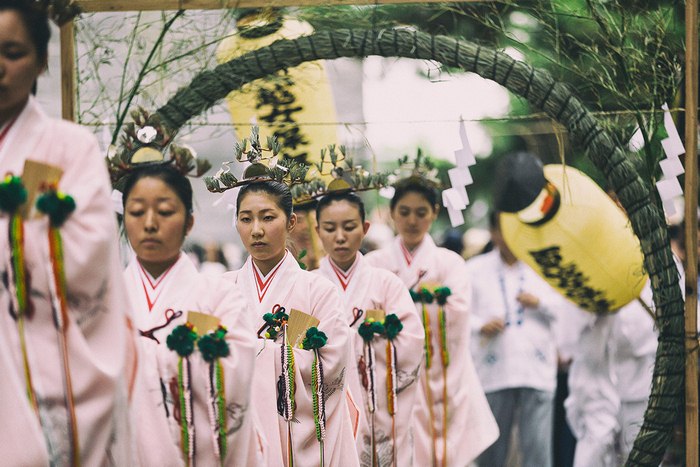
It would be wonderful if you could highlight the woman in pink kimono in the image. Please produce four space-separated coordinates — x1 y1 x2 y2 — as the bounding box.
121 164 259 466
314 192 424 467
0 0 132 464
365 177 498 467
224 180 359 467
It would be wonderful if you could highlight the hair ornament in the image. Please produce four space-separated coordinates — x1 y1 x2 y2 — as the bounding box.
108 108 211 189
291 144 391 206
394 148 442 189
205 126 309 193
33 0 81 26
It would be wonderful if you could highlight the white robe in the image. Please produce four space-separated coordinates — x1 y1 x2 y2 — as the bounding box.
563 281 659 467
465 250 559 394
224 251 359 467
366 236 498 466
315 253 424 466
125 253 258 466
0 97 131 465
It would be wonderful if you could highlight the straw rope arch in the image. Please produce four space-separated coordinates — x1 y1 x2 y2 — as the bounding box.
154 28 684 466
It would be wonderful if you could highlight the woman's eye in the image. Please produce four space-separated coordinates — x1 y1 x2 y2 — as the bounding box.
239 217 251 223
127 210 144 217
159 211 175 217
264 215 275 221
2 49 27 61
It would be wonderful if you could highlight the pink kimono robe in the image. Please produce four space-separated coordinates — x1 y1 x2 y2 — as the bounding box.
0 97 132 465
225 251 359 467
315 253 424 466
366 235 498 466
125 253 258 466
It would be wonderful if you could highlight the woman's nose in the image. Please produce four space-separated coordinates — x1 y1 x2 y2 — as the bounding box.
251 219 264 236
144 210 157 231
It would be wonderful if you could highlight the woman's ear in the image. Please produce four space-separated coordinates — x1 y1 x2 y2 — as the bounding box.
185 214 195 236
288 212 297 233
363 221 371 235
433 204 441 219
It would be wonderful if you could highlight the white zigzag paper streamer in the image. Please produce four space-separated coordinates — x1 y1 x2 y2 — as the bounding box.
445 120 476 227
655 103 685 217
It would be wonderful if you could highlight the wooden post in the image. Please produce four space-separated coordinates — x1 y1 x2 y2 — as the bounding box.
685 0 699 464
60 21 76 122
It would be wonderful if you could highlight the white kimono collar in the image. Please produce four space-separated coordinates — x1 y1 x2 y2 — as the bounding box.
243 250 299 312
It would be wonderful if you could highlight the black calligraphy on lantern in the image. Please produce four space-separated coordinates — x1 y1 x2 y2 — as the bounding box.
529 246 612 313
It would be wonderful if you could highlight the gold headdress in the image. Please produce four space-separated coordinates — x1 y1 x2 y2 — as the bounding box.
204 126 309 193
108 108 212 189
393 148 442 189
291 145 391 206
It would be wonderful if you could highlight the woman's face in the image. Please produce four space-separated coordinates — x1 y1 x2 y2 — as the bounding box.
391 191 438 249
124 177 192 271
0 10 45 124
317 200 369 269
236 191 296 266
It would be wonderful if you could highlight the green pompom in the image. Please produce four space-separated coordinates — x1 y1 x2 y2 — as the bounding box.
166 324 198 357
384 314 403 340
371 321 385 335
301 326 327 350
0 176 27 213
409 289 421 303
434 287 452 305
358 319 385 342
420 288 434 304
36 190 76 227
198 326 230 362
358 321 376 342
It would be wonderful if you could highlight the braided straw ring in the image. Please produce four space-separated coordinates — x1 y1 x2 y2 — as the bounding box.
153 29 682 466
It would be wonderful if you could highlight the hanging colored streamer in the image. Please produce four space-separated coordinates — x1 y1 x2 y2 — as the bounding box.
383 313 402 467
199 325 231 465
280 325 296 467
421 303 432 369
167 323 198 466
37 187 81 467
413 285 452 467
301 326 328 466
0 176 37 412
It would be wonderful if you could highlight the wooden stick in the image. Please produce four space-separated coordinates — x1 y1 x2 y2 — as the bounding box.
59 22 76 122
685 0 699 464
75 0 488 13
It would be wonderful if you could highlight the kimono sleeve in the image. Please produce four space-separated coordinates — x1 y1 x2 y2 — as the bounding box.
52 122 123 305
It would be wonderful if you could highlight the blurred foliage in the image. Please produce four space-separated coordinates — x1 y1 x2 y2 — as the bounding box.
303 1 686 226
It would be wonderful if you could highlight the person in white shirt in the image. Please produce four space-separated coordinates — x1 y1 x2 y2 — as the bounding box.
468 211 561 467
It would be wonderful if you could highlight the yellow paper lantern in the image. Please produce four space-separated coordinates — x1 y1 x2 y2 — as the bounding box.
496 153 647 313
216 10 338 162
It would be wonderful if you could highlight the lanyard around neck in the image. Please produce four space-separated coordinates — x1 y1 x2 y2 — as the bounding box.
498 261 524 327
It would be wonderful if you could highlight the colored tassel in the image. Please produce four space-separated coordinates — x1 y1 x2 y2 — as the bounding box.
312 349 326 466
386 340 397 416
280 325 295 466
437 306 449 368
207 360 227 465
45 222 81 467
421 303 432 368
178 357 195 466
